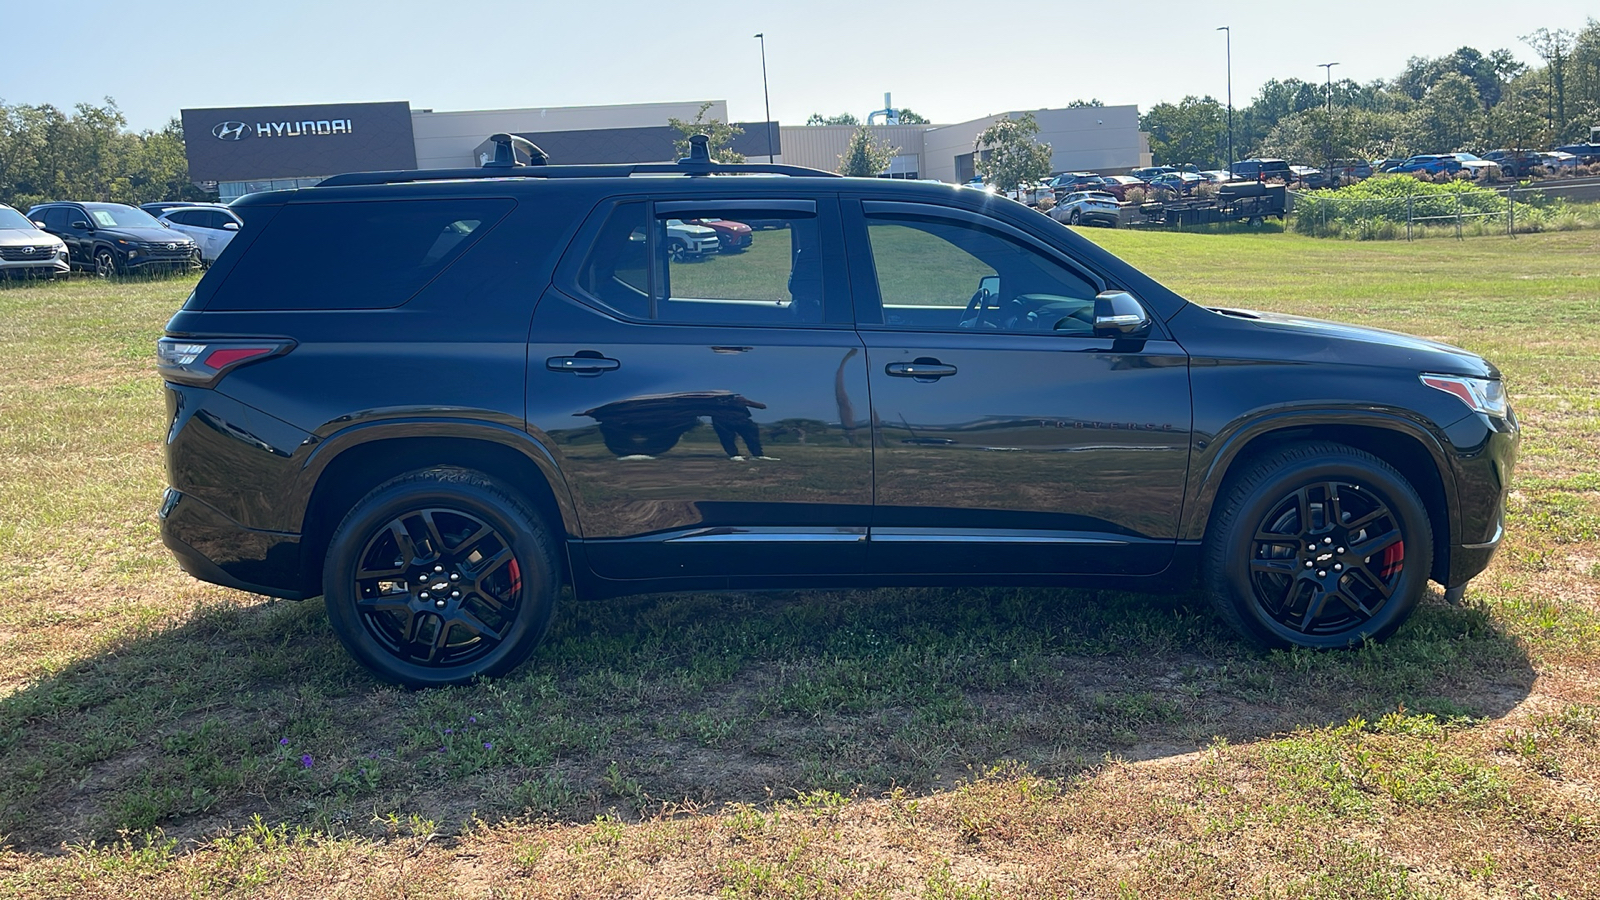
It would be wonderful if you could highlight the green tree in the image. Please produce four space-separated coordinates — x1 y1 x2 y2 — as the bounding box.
1405 72 1484 151
837 125 895 176
894 107 930 124
1140 96 1228 168
667 101 745 163
1066 98 1105 108
973 113 1052 192
805 112 861 126
1260 107 1409 164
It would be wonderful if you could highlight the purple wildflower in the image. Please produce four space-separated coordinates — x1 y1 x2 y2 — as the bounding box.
300 754 314 768
278 737 290 746
468 716 478 724
484 742 493 750
444 728 454 735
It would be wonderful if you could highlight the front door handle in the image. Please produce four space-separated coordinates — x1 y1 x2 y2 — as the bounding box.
546 355 621 374
885 361 957 379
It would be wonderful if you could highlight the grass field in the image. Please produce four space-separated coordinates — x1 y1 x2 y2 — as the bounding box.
1 228 1598 897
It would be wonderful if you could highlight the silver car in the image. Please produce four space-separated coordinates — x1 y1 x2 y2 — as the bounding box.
0 204 70 279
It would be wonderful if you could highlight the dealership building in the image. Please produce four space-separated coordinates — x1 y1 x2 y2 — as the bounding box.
181 99 1149 200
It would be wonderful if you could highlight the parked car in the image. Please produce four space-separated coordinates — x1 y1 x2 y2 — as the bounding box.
1383 155 1462 176
0 203 70 279
662 218 721 259
1096 175 1149 200
141 201 230 217
1129 166 1177 182
1288 166 1330 189
1539 151 1581 172
1327 159 1373 181
1049 172 1107 196
1048 190 1121 227
1229 159 1294 182
157 135 1518 686
1199 170 1233 183
1481 149 1544 178
27 201 199 276
1553 143 1600 163
1003 182 1054 206
158 206 244 265
1450 153 1501 180
686 217 753 252
1148 171 1208 194
1370 158 1407 175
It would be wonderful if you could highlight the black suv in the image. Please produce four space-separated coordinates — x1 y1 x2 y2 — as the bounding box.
1228 158 1294 182
158 135 1518 687
29 201 199 276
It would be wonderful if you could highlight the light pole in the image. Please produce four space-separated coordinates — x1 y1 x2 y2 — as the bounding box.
1319 62 1339 180
754 33 774 163
1217 27 1233 172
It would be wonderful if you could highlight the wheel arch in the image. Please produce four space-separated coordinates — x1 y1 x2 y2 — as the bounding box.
297 428 580 596
1186 414 1457 584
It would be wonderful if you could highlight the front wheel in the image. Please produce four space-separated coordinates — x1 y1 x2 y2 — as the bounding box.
1203 442 1433 650
94 248 118 278
1069 209 1081 225
322 468 560 687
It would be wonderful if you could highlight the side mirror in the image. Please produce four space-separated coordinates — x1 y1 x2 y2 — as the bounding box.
1093 290 1151 339
71 220 91 231
223 221 240 231
32 220 47 229
978 274 999 296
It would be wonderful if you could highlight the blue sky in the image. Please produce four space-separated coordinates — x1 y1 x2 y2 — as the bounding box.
4 0 1592 132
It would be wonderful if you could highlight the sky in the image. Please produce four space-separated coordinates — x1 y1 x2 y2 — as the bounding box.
2 0 1593 132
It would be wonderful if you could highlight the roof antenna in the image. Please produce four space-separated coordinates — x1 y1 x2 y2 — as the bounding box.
483 133 548 168
680 133 712 165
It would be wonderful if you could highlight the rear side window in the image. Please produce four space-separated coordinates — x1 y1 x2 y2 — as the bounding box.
211 198 513 310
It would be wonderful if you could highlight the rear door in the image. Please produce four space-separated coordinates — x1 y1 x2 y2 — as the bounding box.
528 193 873 584
844 198 1192 577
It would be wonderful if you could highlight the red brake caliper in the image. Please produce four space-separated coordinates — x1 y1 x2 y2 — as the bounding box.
508 559 522 595
1379 541 1404 579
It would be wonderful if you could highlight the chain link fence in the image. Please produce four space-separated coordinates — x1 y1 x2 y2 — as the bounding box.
1288 182 1600 240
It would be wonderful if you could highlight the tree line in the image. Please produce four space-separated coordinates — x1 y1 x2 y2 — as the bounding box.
0 98 214 210
1143 20 1600 169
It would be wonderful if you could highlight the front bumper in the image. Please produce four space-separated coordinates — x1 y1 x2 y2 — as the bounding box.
0 256 70 276
1440 408 1519 587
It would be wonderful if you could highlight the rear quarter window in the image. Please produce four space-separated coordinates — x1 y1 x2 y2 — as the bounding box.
209 198 515 311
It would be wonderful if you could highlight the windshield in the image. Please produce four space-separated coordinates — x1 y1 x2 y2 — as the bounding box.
1455 153 1482 161
0 207 38 230
86 205 163 229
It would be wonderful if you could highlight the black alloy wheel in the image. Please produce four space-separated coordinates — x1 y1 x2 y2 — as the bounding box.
93 248 117 278
323 468 558 687
1204 442 1433 649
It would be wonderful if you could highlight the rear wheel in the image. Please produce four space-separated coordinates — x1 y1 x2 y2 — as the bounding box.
323 468 559 687
1069 209 1081 225
1203 442 1433 649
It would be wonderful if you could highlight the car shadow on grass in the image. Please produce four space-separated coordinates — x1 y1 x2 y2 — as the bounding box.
0 583 1533 852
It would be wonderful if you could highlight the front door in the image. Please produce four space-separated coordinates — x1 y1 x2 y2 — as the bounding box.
845 198 1193 576
528 195 872 584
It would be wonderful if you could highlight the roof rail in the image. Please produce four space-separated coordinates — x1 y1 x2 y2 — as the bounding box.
317 132 838 188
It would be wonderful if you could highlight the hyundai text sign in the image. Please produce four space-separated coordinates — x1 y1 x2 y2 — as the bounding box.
181 101 417 183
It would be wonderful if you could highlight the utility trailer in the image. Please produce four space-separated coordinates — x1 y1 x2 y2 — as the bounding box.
1137 181 1288 227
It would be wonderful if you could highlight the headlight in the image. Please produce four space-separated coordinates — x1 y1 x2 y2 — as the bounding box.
1420 374 1509 418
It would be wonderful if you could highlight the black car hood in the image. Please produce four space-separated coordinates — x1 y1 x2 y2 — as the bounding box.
1200 306 1499 379
95 225 187 242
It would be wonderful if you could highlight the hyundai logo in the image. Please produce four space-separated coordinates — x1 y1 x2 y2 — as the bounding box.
20 246 33 255
213 121 252 141
167 243 178 251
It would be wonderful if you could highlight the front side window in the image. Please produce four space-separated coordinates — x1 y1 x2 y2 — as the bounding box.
576 201 824 327
863 213 1100 335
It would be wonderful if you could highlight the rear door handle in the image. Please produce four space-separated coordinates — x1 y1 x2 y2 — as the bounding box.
546 355 621 374
885 361 957 379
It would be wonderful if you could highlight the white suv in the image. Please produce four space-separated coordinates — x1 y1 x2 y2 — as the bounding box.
0 204 69 279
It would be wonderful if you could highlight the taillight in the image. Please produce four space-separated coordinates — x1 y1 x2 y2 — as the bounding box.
157 337 294 387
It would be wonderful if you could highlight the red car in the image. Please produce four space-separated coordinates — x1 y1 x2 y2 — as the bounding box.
687 218 752 252
1096 175 1148 201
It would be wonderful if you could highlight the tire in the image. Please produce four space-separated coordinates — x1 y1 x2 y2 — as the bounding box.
1247 215 1265 228
322 467 560 688
93 248 117 278
1202 442 1433 650
668 239 688 262
1069 209 1081 226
